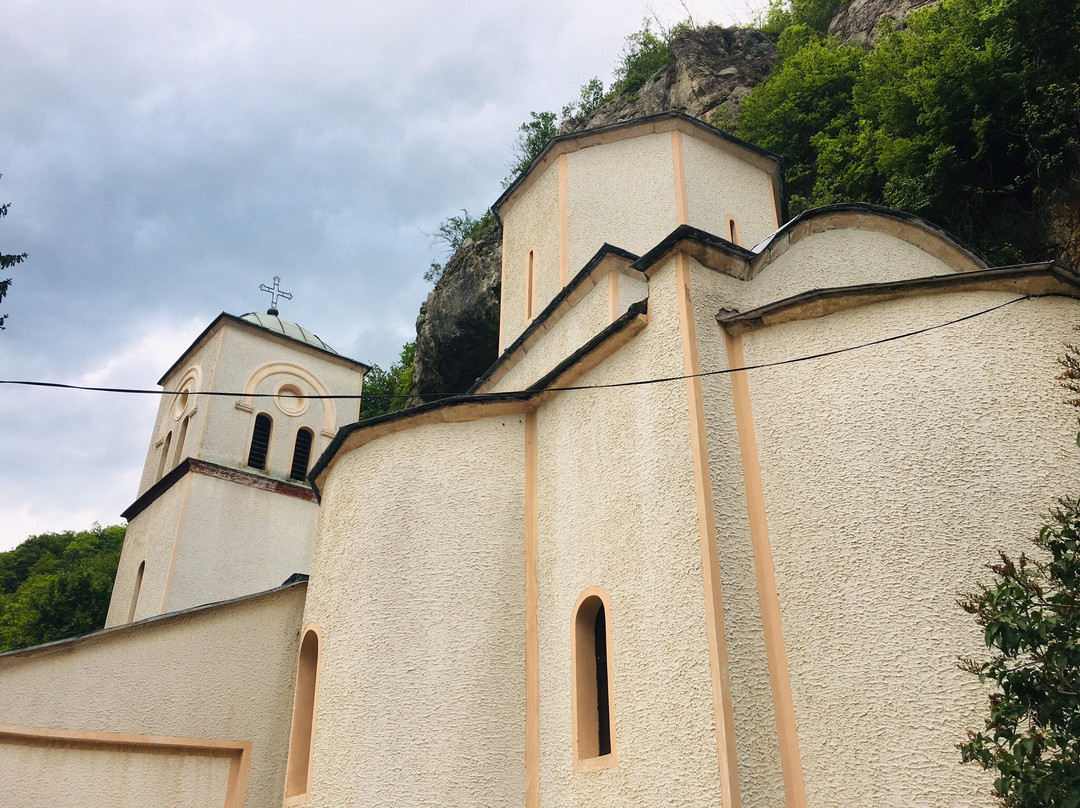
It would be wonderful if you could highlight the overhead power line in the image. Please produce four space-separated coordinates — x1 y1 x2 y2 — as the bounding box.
0 295 1033 401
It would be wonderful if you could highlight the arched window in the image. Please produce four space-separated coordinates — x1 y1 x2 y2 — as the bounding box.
571 588 617 769
284 625 321 804
127 560 145 623
156 432 173 481
247 413 272 470
290 428 314 481
172 415 190 468
526 248 536 322
725 216 742 246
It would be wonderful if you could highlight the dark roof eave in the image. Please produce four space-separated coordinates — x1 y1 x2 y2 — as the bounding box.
467 243 641 394
491 112 785 222
0 578 308 662
309 300 652 499
157 312 370 386
717 262 1080 334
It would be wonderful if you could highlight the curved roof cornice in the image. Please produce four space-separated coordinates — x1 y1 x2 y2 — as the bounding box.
633 203 990 280
492 111 787 224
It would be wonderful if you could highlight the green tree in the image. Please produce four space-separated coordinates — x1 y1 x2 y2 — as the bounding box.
507 111 559 182
959 345 1080 804
738 0 1080 265
0 524 125 652
425 210 497 284
358 341 415 421
610 20 675 96
1 175 28 330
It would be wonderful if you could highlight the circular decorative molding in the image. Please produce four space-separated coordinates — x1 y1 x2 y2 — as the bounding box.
275 382 308 416
171 367 201 421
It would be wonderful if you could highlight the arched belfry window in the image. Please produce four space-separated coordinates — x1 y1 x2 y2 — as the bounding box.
172 415 190 468
284 625 321 805
156 432 173 482
290 428 314 482
571 588 617 770
247 413 272 470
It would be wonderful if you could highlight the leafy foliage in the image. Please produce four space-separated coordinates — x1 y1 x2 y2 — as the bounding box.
958 344 1080 804
425 210 497 284
358 341 415 421
758 0 847 34
737 0 1080 266
610 20 675 96
508 111 559 182
959 501 1080 805
0 524 125 653
1 175 29 331
561 78 607 126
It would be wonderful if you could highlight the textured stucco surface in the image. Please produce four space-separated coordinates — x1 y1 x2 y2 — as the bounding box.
0 743 232 808
304 417 527 807
690 257 786 808
0 584 306 808
566 133 679 274
200 325 363 476
493 273 642 394
138 330 224 496
535 261 724 807
502 163 561 351
712 227 963 314
742 291 1080 807
114 318 364 625
106 478 188 627
164 473 319 612
618 270 649 316
682 134 778 248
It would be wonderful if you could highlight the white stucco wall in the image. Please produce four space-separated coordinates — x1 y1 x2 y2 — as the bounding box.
690 256 786 808
105 479 189 627
139 330 225 496
534 260 725 807
740 291 1080 807
501 164 561 351
0 583 306 808
303 416 527 808
200 325 363 478
566 132 679 273
163 473 319 613
492 271 642 394
683 134 779 248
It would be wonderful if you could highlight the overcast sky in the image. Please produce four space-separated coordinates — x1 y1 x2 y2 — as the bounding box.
0 0 757 550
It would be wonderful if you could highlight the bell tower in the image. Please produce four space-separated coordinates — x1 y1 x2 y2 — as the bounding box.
105 299 368 626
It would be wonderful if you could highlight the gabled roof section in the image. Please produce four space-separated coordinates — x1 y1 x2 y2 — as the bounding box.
633 204 990 281
310 300 651 498
469 243 641 394
717 262 1080 336
158 311 370 386
493 112 787 224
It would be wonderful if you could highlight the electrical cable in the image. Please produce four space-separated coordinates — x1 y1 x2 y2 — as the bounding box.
0 294 1033 400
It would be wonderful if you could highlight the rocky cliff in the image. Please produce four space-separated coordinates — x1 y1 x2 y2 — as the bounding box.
564 26 777 134
827 0 935 45
408 222 502 404
410 3 923 402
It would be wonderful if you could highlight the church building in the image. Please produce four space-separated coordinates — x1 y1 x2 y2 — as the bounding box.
2 112 1079 808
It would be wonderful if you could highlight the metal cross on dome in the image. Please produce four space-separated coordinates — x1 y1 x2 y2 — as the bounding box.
259 276 293 315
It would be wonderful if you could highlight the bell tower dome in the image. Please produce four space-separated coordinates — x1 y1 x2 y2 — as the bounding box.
105 309 368 626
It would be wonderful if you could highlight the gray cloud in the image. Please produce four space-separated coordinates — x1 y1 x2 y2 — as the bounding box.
0 0 749 549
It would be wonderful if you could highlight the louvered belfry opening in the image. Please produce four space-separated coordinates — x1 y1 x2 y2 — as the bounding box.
247 413 272 470
290 428 314 481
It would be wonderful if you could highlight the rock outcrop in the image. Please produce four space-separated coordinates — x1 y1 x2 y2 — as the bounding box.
408 222 502 404
564 26 777 134
827 0 936 45
408 6 928 401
